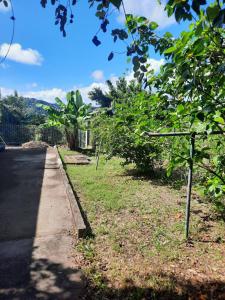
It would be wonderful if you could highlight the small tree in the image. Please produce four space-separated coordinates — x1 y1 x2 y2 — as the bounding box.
88 77 143 109
88 87 112 108
41 90 91 150
92 89 163 172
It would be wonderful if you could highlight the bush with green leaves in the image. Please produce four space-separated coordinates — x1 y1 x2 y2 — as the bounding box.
92 92 165 172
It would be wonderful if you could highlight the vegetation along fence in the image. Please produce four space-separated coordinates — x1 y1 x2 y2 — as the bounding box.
145 130 224 239
0 123 66 145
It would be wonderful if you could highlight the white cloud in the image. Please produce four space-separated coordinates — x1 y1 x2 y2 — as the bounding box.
0 58 164 103
148 58 164 72
0 86 66 103
0 86 14 97
81 58 164 101
78 74 129 103
23 58 164 103
91 70 104 82
0 43 43 65
121 58 165 82
0 2 11 12
22 85 103 104
23 88 66 103
23 86 96 104
118 0 175 29
78 82 108 102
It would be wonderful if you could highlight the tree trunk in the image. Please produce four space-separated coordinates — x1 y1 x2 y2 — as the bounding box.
65 127 78 150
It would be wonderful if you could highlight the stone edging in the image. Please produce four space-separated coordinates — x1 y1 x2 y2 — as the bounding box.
56 147 87 238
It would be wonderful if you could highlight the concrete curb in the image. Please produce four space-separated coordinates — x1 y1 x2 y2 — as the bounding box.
56 147 87 238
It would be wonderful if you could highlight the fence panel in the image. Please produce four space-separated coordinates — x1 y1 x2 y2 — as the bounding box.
0 124 66 145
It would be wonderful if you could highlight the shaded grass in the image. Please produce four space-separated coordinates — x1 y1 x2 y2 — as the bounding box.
59 148 225 299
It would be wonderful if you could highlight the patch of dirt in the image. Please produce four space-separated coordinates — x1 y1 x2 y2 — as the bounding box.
59 151 225 299
22 141 50 149
64 154 91 165
76 184 225 299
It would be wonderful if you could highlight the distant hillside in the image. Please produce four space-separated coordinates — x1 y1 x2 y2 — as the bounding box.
23 98 57 115
0 96 57 125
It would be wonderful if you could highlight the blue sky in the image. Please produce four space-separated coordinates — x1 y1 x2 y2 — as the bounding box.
0 0 188 103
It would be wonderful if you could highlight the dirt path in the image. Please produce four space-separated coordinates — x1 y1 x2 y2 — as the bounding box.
0 147 85 299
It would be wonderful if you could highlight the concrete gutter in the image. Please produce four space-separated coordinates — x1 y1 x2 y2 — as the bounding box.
56 148 87 238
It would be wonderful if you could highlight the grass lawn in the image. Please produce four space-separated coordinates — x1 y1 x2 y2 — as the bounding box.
59 148 225 300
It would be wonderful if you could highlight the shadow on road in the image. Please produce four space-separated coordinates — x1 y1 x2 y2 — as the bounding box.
0 148 47 290
0 255 85 300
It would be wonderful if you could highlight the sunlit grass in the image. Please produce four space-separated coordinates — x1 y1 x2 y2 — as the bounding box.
58 147 225 299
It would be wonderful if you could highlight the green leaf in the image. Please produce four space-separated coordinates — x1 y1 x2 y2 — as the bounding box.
195 22 203 36
177 104 184 113
213 9 225 27
132 56 140 67
192 39 205 55
75 90 84 108
66 92 73 103
166 163 173 177
138 16 147 23
55 97 65 109
139 57 147 63
149 21 159 30
206 5 220 22
214 116 225 125
140 65 147 72
110 0 122 9
196 112 205 122
164 46 176 54
192 0 202 15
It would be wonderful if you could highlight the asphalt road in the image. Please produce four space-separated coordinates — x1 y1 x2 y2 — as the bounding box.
0 147 85 299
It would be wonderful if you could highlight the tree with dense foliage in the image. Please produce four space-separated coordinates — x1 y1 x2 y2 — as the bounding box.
0 95 47 125
88 77 143 108
93 90 164 171
88 86 112 108
41 90 91 150
91 77 158 171
88 0 224 199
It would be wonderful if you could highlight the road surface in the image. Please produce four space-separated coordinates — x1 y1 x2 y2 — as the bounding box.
0 147 85 299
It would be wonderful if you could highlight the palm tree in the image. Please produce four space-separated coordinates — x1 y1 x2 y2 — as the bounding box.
41 90 91 150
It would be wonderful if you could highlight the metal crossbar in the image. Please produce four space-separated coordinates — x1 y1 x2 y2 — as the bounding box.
145 130 224 239
145 131 223 137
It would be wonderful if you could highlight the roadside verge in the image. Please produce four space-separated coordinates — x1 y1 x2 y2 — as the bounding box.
56 147 87 238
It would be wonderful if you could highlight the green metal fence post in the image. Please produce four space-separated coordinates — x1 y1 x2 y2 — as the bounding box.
185 132 195 239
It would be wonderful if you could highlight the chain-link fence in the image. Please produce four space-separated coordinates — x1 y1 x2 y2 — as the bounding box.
0 124 66 145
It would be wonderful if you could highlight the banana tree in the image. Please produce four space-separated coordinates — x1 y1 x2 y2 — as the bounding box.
40 90 91 149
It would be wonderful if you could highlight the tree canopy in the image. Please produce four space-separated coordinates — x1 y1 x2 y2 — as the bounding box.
88 77 143 108
0 94 47 125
